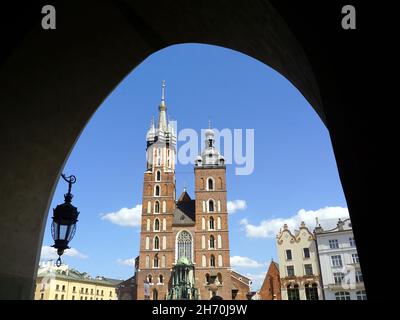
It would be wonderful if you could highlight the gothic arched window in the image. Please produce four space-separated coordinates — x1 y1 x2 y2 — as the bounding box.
208 200 214 212
209 235 215 249
155 185 160 196
154 201 160 213
208 178 214 190
154 219 160 231
154 236 160 250
210 254 216 267
176 231 192 262
156 170 161 182
209 217 215 230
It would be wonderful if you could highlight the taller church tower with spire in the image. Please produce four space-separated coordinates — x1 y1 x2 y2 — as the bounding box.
135 82 250 300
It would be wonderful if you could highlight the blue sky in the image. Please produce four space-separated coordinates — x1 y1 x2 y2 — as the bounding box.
40 44 348 290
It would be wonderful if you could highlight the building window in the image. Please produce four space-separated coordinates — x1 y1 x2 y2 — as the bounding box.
161 255 166 268
80 297 83 300
352 253 359 263
218 254 223 267
335 292 351 300
356 290 367 300
209 235 215 249
162 236 166 250
154 257 159 268
55 294 58 300
305 283 319 300
62 285 65 292
217 216 221 230
287 284 300 300
349 237 356 247
154 201 160 213
154 218 160 231
97 289 99 295
154 236 160 250
61 294 64 300
202 217 206 230
146 219 151 231
356 271 363 283
202 255 207 267
145 236 150 250
145 255 150 268
334 272 344 284
201 235 206 249
162 201 166 213
208 200 215 212
205 274 210 284
40 293 44 300
109 291 112 297
331 255 343 267
159 274 164 284
209 217 215 230
329 239 339 249
72 295 75 300
303 248 310 258
147 201 151 214
304 264 313 276
286 266 295 277
90 289 93 295
72 286 76 293
208 178 214 190
156 170 161 182
163 218 166 231
286 250 292 260
177 231 193 262
217 234 222 249
210 255 216 267
155 185 160 196
56 284 59 291
147 274 152 283
85 288 88 294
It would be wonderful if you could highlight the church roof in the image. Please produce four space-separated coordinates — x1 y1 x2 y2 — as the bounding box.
173 191 195 226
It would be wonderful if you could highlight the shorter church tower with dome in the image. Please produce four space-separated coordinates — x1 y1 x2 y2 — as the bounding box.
134 81 251 300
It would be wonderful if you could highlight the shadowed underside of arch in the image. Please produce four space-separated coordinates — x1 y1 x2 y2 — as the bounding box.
0 0 377 299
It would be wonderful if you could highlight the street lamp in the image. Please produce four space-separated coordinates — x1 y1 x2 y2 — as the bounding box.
51 174 79 267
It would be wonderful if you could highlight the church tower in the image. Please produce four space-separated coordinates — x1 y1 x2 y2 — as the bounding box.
194 125 233 299
136 81 177 300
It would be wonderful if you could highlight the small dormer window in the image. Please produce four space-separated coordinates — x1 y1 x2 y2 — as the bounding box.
208 139 213 147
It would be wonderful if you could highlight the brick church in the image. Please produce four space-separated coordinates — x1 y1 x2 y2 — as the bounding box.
133 82 251 300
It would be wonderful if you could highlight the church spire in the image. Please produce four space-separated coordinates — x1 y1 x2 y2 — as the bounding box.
158 80 167 131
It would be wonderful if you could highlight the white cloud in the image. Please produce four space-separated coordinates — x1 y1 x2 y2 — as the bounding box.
117 258 136 267
101 204 142 227
40 246 88 260
227 200 247 214
240 206 349 238
245 272 267 291
230 256 264 268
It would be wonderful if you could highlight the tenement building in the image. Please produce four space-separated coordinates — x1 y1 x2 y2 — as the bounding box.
34 261 121 300
134 82 250 300
314 218 366 300
276 222 323 300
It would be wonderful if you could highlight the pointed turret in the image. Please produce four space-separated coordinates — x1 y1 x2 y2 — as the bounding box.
158 80 168 131
195 121 225 167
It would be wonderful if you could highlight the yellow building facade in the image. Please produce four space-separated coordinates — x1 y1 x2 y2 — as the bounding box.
34 262 121 300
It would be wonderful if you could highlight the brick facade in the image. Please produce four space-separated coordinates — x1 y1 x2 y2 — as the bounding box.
259 261 281 300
